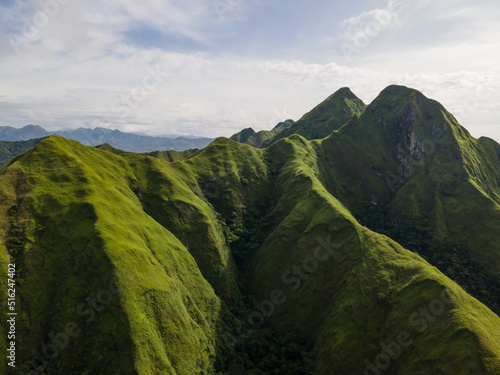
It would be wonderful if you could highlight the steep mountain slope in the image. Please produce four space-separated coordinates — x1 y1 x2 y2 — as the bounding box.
230 120 294 148
249 135 500 375
95 143 198 162
0 138 47 170
142 148 199 162
309 85 500 313
0 136 237 375
262 87 367 146
1 86 500 374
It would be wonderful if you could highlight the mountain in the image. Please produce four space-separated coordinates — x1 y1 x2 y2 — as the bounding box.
230 87 367 148
55 127 214 152
0 138 47 170
95 143 199 162
312 85 500 313
1 86 500 375
230 120 294 148
0 126 214 152
0 125 50 141
266 86 367 145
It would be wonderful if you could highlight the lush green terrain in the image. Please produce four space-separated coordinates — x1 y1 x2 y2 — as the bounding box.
0 138 47 170
230 120 294 148
1 85 500 374
230 87 367 148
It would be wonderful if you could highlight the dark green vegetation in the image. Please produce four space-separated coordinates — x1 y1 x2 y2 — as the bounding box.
230 87 366 147
1 85 500 374
0 138 46 170
230 120 294 148
356 204 500 315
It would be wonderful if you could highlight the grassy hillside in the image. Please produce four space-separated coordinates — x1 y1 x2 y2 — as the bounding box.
1 85 500 374
0 137 228 374
263 87 367 146
0 138 46 170
142 148 198 162
311 85 500 315
249 135 500 374
230 120 294 148
230 87 366 149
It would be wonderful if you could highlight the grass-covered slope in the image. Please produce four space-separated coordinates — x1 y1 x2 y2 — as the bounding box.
249 135 500 374
230 87 365 149
311 85 500 313
263 87 367 146
0 138 47 170
96 143 198 162
142 148 198 162
230 120 294 148
0 136 229 374
1 85 500 374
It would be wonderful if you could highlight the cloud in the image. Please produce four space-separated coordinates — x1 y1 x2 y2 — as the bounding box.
0 41 498 139
0 0 498 141
338 6 402 49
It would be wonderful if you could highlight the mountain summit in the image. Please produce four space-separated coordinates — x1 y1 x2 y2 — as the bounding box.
265 86 366 145
230 87 367 148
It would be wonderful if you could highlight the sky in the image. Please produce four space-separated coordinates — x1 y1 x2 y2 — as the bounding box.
0 0 499 140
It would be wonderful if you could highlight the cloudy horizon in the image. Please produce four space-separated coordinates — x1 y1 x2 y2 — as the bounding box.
0 0 499 140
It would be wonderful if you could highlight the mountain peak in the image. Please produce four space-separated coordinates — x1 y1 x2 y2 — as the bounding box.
22 124 45 130
372 85 430 109
260 87 366 145
380 84 421 95
229 127 256 143
336 84 468 172
328 86 356 99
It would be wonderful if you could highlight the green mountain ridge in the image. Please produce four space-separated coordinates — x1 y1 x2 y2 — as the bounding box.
230 87 367 148
0 138 47 170
230 120 294 148
1 85 500 374
264 87 367 146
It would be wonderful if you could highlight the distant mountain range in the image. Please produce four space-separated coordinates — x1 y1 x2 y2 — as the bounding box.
0 125 214 152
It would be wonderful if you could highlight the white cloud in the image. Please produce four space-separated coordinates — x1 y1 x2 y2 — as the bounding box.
0 0 498 141
338 7 401 49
